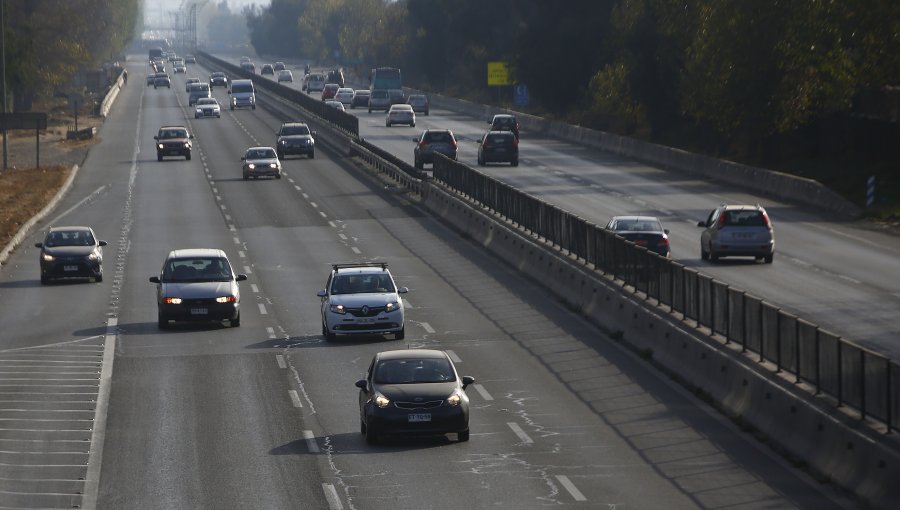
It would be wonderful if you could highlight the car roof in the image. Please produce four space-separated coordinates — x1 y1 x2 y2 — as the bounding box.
159 125 188 131
375 349 449 361
722 204 765 211
493 114 516 120
332 263 391 275
281 122 308 127
246 146 277 152
390 104 413 109
611 215 661 222
49 225 92 233
167 248 226 259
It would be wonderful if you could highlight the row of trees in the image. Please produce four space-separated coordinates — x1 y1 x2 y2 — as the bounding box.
2 0 138 111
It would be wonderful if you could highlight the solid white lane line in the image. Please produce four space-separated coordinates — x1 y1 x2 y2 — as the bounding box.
275 354 286 369
268 327 277 340
319 211 328 218
322 483 344 510
233 237 240 245
303 430 320 453
338 234 348 240
81 317 117 508
351 247 361 254
421 322 436 334
288 390 303 408
445 350 461 362
473 384 493 401
258 304 268 315
556 475 587 501
238 250 246 258
507 422 533 444
250 284 259 293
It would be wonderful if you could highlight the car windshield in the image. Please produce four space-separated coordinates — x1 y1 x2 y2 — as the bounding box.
45 230 95 247
330 273 395 295
197 99 216 106
281 125 310 136
374 358 456 384
723 210 766 226
160 129 187 139
232 83 253 93
162 257 233 282
246 148 277 159
613 219 662 232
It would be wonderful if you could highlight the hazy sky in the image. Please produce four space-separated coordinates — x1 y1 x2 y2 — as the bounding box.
144 0 270 25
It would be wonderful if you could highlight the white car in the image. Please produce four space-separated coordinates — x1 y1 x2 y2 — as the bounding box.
386 104 415 127
277 70 293 83
194 97 221 118
325 100 345 111
317 263 408 341
334 87 354 105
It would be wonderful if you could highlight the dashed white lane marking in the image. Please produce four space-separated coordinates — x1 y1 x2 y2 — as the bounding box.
288 390 303 408
402 298 412 308
250 284 259 293
473 384 493 401
268 327 277 340
224 214 231 221
338 234 348 241
302 193 310 199
351 247 361 254
420 322 435 334
228 224 236 232
310 202 319 208
294 185 302 191
319 211 328 218
276 354 286 368
322 483 343 510
328 221 337 228
287 177 295 183
238 250 246 258
211 186 218 193
838 274 862 285
556 475 587 501
243 265 252 274
233 237 240 245
303 430 320 453
258 303 268 315
507 422 534 444
445 349 461 362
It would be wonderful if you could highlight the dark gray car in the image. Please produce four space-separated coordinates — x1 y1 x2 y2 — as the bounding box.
413 129 458 169
698 204 775 263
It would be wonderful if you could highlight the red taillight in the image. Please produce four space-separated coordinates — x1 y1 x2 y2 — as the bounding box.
450 139 458 149
660 236 669 247
762 211 771 228
511 137 519 148
718 214 726 227
419 140 429 148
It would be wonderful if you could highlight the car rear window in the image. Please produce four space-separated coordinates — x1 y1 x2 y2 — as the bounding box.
723 210 766 226
487 134 515 146
425 132 453 143
613 219 662 232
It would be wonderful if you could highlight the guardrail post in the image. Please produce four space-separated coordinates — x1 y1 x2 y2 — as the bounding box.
758 304 765 363
860 350 866 420
887 362 893 433
776 310 782 373
814 327 821 395
837 340 843 407
795 319 801 383
710 278 716 336
695 276 701 328
741 292 747 353
723 284 730 344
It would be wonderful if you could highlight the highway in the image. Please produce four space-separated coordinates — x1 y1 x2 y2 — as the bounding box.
0 55 859 508
244 57 900 361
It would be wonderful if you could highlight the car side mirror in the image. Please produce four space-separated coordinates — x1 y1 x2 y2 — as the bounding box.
149 276 160 283
355 379 368 391
153 136 159 140
240 157 245 161
412 138 419 142
663 229 669 235
34 242 43 248
461 376 475 389
697 221 706 227
189 134 194 139
227 90 231 94
99 240 108 247
311 131 317 136
397 287 409 294
316 289 327 298
236 274 248 282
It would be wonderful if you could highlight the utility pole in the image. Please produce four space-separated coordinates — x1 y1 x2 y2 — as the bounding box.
1 0 8 171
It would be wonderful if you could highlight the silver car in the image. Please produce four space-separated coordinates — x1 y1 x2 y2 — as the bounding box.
241 146 282 180
194 97 221 118
386 104 415 127
317 263 408 341
697 204 774 263
368 89 391 113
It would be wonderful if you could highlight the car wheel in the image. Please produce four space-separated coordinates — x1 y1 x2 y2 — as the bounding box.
157 154 163 162
231 313 241 327
252 105 256 110
243 173 249 180
511 159 519 167
386 121 391 127
158 313 168 329
365 423 378 445
709 250 719 262
276 172 282 179
415 157 422 170
95 273 103 283
368 108 372 113
764 253 774 264
458 429 470 442
425 111 429 116
230 105 234 110
185 153 191 161
396 326 405 340
477 156 484 166
360 419 366 435
309 151 315 159
411 123 415 127
40 274 49 285
277 150 284 160
700 246 709 261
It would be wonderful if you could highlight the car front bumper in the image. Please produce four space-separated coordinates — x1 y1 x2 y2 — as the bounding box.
159 301 239 322
365 402 469 436
40 259 101 279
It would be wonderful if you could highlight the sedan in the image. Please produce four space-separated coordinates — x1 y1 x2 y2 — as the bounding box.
184 77 201 92
386 104 415 127
277 70 293 83
356 349 475 444
241 146 282 180
149 249 247 328
35 226 107 284
406 94 429 115
351 90 370 109
334 87 355 105
477 131 519 166
194 97 221 118
325 100 345 111
317 262 408 341
606 216 671 258
153 75 171 89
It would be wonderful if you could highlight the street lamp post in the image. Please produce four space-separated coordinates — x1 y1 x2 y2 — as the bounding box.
1 0 8 170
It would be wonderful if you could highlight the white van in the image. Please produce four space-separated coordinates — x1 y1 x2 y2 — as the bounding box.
303 73 325 94
228 79 256 110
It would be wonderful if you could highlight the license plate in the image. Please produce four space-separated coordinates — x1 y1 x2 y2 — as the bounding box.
408 413 431 423
64 265 78 271
190 308 208 315
635 240 647 246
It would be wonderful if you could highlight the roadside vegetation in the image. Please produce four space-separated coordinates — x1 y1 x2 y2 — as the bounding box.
247 0 900 214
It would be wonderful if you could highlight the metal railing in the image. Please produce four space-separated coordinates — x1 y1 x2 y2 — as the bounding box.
433 154 898 433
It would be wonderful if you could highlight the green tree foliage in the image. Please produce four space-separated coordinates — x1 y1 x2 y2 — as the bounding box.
246 0 309 57
205 1 250 51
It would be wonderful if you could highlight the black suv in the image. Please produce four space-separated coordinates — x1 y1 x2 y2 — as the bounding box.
275 122 316 159
155 126 193 161
325 69 345 88
488 114 519 139
413 129 458 169
209 72 228 88
477 131 519 166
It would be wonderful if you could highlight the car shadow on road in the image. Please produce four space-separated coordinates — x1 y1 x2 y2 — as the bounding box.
109 320 234 336
245 333 401 349
268 431 453 456
0 278 100 288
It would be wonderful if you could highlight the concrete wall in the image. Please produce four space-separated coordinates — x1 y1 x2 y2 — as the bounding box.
405 87 862 219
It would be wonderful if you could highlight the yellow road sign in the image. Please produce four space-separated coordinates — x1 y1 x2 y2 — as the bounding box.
487 61 510 86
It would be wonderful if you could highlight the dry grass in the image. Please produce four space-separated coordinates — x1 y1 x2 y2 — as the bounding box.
0 166 71 244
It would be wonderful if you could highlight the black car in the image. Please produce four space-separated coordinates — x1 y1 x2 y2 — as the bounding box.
209 72 228 88
325 68 345 87
356 349 474 444
488 114 519 139
477 131 519 166
149 249 247 329
413 129 458 169
275 122 316 159
35 226 107 284
155 126 193 161
261 64 274 75
606 215 671 258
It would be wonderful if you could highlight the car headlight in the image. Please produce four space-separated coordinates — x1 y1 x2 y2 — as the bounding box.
385 301 399 313
183 142 190 148
268 163 277 169
164 297 183 304
195 108 202 113
247 163 256 169
447 391 462 406
330 304 346 314
87 251 100 261
279 139 286 145
42 253 54 262
374 393 390 408
158 144 164 149
216 296 237 303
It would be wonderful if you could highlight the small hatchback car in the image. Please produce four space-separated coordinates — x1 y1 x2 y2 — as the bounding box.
35 226 107 284
149 249 247 328
154 126 193 161
317 263 408 341
477 131 519 166
356 349 475 444
413 129 458 169
697 204 774 263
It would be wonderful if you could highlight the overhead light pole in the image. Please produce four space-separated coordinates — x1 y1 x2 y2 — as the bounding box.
1 0 8 170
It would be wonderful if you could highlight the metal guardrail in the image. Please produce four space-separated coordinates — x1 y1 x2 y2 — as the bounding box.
432 153 898 433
